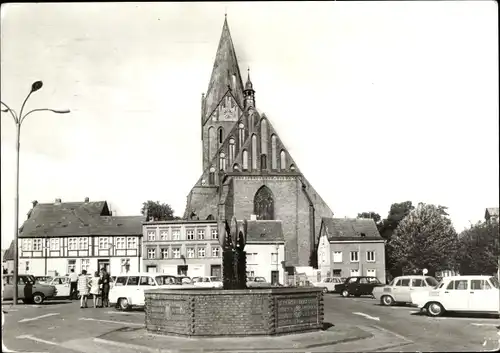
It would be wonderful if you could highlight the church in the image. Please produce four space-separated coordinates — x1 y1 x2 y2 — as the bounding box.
182 16 334 271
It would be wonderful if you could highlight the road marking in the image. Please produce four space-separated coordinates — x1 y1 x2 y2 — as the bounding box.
471 323 500 327
79 317 143 326
16 334 63 346
19 313 59 323
353 312 380 321
106 310 143 315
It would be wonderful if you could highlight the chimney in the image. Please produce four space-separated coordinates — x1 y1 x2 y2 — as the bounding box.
55 198 62 205
32 200 38 208
84 197 89 202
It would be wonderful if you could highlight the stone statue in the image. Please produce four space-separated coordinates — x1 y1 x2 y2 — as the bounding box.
220 216 247 290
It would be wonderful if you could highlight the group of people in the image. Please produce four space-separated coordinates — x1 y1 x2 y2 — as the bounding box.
68 268 111 308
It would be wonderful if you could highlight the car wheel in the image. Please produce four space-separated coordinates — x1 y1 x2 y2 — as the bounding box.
118 298 130 311
341 290 350 297
381 295 394 306
322 287 328 293
426 302 444 317
32 293 45 305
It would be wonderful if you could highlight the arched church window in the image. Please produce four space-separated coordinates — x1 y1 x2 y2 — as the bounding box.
260 154 267 170
209 166 216 185
233 163 240 172
251 134 258 170
254 185 274 220
242 150 249 170
238 123 245 149
280 150 287 170
229 138 235 165
206 215 214 220
218 127 224 144
208 126 215 159
290 164 296 171
249 114 254 132
260 119 268 155
271 135 277 170
219 152 226 171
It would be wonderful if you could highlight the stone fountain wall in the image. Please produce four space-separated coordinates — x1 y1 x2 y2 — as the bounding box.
144 287 324 337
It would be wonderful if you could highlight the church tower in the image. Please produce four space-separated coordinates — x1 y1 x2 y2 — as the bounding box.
243 68 255 109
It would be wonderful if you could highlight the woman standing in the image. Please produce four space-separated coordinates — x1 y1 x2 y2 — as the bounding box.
89 271 101 308
78 270 90 309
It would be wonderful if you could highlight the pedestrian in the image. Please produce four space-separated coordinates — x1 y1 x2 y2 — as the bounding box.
100 268 111 308
69 269 78 300
78 270 90 308
89 271 101 308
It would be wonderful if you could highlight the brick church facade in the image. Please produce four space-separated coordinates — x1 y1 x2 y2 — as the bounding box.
183 17 334 269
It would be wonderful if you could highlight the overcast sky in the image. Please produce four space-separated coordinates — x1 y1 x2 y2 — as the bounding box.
1 2 498 248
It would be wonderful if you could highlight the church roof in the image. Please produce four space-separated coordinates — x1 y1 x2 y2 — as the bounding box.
485 207 499 218
245 220 284 243
203 17 245 125
3 240 15 261
322 218 383 241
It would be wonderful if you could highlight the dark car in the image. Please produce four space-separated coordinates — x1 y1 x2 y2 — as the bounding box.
2 274 57 304
336 276 384 298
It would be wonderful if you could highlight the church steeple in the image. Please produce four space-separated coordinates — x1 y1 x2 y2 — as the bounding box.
203 16 244 125
244 67 255 109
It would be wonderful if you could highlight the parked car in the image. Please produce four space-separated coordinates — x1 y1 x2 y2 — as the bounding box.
372 275 439 306
109 273 196 310
411 275 500 317
192 276 223 288
312 277 345 293
2 274 57 304
336 276 384 297
247 276 272 288
47 276 72 298
177 276 192 284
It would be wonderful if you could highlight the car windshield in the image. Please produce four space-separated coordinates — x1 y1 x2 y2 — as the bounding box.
425 277 439 287
155 276 181 285
489 276 499 289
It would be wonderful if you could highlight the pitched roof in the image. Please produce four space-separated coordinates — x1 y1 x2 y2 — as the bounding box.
203 17 245 125
485 207 499 218
322 218 383 241
245 220 284 243
3 240 15 261
19 201 144 237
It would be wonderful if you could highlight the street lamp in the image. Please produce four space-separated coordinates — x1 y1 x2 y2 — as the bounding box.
1 80 70 306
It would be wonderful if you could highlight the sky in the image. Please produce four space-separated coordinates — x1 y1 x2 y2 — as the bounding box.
1 2 498 249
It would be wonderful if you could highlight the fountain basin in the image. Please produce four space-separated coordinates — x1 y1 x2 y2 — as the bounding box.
144 287 324 337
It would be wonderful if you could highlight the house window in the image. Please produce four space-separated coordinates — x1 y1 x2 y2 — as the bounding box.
198 247 206 258
242 150 249 170
333 251 343 263
187 229 195 240
271 252 278 264
33 239 42 251
127 237 137 249
366 251 375 262
197 229 205 240
78 238 88 250
147 230 156 241
116 237 126 249
229 138 235 165
67 259 76 274
280 150 286 170
25 261 30 272
81 259 90 272
251 134 258 170
147 248 156 259
121 258 130 273
219 152 226 171
172 229 180 240
350 269 360 277
211 228 218 239
212 247 220 257
68 238 78 250
366 269 376 277
159 230 169 240
247 253 258 264
161 248 169 259
187 248 195 258
350 251 359 262
99 237 109 249
50 238 60 251
246 270 255 277
172 247 181 258
22 239 32 251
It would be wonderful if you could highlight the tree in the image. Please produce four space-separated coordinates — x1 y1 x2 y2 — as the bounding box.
357 212 381 225
457 221 499 276
388 203 459 277
141 201 178 221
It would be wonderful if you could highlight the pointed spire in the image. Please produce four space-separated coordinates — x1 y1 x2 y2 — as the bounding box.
203 16 244 124
245 66 253 90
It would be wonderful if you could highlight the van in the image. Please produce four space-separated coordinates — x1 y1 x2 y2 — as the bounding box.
108 272 196 310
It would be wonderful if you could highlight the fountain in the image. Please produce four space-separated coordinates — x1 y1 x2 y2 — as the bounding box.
144 216 324 337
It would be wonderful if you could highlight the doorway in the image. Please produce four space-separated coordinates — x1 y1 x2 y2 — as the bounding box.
146 266 157 273
97 259 110 273
211 265 222 278
177 265 188 276
271 271 279 285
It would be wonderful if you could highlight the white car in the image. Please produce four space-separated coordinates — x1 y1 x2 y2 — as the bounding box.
192 276 223 288
372 275 439 306
411 275 500 317
47 276 72 298
312 277 345 293
109 272 196 310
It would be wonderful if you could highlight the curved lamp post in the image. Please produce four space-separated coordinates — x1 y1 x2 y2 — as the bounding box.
1 80 70 306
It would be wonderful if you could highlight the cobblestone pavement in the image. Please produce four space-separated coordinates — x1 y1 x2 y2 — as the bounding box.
2 295 499 352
